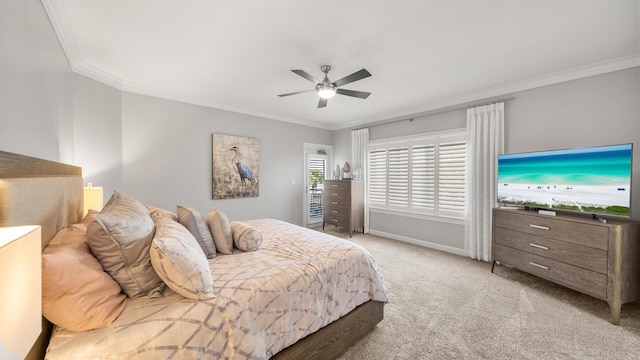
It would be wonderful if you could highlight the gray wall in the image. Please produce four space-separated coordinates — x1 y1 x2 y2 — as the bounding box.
73 74 123 192
334 67 640 253
119 92 333 224
0 0 74 162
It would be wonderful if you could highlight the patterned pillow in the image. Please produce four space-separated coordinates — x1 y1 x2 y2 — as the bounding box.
150 217 215 300
86 191 165 298
230 221 263 252
176 205 216 258
206 209 233 254
43 223 126 332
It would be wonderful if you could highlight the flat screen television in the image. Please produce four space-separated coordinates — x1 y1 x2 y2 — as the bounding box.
497 143 633 217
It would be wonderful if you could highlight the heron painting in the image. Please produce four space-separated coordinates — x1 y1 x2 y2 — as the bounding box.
212 133 259 199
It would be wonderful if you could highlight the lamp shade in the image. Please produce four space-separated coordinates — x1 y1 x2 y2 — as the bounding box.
84 183 104 215
0 226 42 360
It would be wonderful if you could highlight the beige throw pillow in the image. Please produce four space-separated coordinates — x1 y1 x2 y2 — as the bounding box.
150 217 215 300
230 221 263 252
146 205 178 221
87 191 165 298
176 205 216 258
42 223 126 332
206 209 233 254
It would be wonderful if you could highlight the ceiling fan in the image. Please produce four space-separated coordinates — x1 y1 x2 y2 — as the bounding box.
278 65 372 108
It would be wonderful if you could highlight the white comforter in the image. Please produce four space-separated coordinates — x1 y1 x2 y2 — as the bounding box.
46 219 388 360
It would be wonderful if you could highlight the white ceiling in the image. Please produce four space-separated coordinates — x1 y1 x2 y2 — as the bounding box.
43 0 639 130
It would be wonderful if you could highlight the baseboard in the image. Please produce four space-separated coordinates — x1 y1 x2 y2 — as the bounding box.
368 229 466 257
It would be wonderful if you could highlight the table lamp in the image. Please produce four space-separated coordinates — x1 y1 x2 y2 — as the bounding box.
83 182 104 215
0 225 42 360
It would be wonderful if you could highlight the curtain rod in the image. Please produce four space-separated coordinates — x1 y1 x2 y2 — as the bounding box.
353 96 516 130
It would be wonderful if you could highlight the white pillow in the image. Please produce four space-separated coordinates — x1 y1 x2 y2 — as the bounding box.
150 217 215 300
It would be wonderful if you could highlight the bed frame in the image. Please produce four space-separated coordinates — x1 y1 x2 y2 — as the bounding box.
0 150 384 360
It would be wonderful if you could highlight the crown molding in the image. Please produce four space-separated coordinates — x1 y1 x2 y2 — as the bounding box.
336 54 640 131
43 0 638 131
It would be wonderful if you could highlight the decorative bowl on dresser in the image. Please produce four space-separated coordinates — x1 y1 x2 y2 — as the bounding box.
322 180 364 237
491 207 640 325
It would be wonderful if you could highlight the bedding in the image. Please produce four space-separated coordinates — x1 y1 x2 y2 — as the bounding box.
231 221 263 252
206 208 233 254
86 192 165 298
42 221 126 332
176 205 217 258
45 218 388 360
149 216 215 300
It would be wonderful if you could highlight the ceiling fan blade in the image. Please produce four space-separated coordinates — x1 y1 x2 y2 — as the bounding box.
336 88 371 99
291 69 321 84
278 89 315 97
333 69 371 87
317 98 328 108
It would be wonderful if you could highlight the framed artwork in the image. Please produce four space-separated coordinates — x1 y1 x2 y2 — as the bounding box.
211 133 260 199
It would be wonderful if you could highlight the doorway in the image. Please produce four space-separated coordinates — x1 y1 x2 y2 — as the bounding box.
303 143 332 228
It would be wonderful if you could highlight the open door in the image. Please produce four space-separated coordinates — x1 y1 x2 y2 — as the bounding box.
305 153 327 226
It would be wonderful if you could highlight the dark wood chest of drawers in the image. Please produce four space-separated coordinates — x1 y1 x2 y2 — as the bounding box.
492 208 640 324
322 180 364 237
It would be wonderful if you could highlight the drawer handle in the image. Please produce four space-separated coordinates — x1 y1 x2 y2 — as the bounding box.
529 224 549 230
331 219 339 222
331 184 338 187
331 210 338 214
529 262 549 270
331 202 338 205
331 193 339 196
529 243 549 250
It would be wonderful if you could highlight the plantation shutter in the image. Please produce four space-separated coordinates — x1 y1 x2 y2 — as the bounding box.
411 143 436 214
368 129 466 220
388 146 409 210
438 140 466 217
368 147 387 207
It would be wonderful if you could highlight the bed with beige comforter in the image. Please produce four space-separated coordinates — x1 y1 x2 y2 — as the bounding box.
45 219 388 359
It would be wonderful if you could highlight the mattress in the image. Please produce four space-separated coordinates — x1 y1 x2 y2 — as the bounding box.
45 219 388 360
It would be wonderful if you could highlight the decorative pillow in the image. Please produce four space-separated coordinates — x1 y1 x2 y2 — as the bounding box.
146 205 178 222
206 209 233 254
42 223 126 332
150 217 215 300
176 205 216 258
230 221 263 252
86 191 165 298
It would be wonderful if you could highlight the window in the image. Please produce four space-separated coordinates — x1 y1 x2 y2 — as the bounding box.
368 129 466 220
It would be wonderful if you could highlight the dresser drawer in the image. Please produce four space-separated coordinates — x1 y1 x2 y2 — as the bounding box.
494 228 607 273
324 214 349 228
324 195 350 209
323 190 350 202
494 244 607 299
495 211 608 250
325 181 351 191
325 206 350 217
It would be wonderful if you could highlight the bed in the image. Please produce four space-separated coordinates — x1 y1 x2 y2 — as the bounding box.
0 151 388 360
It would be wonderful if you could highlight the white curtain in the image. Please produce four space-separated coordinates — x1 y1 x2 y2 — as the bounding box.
351 128 369 233
465 102 505 261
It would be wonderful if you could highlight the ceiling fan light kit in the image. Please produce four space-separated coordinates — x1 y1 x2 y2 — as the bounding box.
316 84 336 99
279 65 372 108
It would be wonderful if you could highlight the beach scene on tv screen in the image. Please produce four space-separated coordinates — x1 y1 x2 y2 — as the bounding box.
497 144 632 216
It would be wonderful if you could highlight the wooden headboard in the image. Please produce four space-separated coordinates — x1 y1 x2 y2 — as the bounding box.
0 151 83 360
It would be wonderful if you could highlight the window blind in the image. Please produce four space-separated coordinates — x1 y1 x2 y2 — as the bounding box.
368 129 466 220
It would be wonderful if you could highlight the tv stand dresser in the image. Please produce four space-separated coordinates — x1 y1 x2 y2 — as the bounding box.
492 208 640 325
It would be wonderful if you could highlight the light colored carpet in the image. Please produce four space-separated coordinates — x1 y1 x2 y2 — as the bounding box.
315 226 640 360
